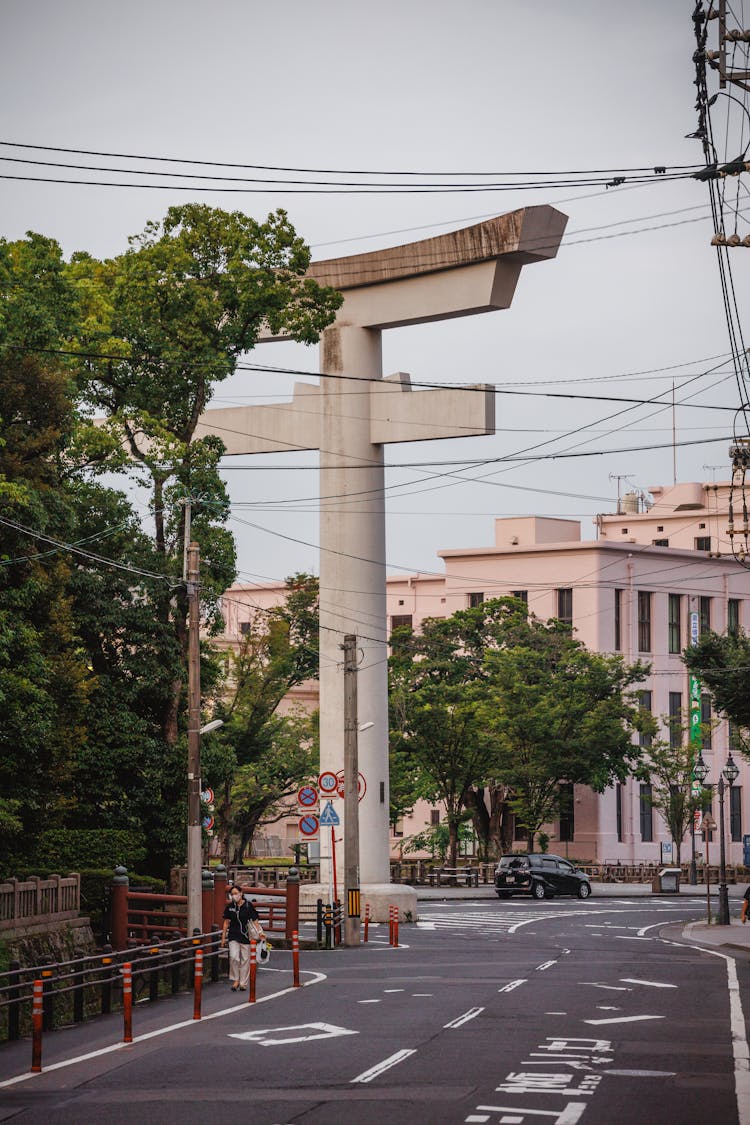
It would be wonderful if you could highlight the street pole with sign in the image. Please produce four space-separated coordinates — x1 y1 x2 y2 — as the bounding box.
342 634 361 946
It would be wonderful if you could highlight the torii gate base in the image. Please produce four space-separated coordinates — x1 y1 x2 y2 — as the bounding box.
198 206 567 924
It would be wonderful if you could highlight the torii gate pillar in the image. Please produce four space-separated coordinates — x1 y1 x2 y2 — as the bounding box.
198 206 567 909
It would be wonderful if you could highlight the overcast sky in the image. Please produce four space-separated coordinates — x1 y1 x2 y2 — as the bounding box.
2 1 747 584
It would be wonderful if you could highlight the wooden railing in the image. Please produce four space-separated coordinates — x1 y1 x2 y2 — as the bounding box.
0 875 81 932
110 866 301 951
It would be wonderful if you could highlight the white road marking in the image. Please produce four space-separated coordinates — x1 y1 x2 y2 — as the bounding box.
596 1006 621 1011
666 930 750 1125
582 982 632 991
498 979 527 993
604 1068 677 1077
358 999 381 1004
585 1014 665 1026
413 993 433 996
229 1021 357 1047
444 1006 484 1029
535 960 557 971
614 935 653 941
621 977 677 989
383 989 404 993
351 1048 417 1084
636 919 689 936
545 1011 567 1015
465 1117 490 1123
0 969 327 1088
476 1106 585 1123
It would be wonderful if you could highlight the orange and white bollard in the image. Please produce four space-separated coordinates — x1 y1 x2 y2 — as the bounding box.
30 980 43 1072
292 931 300 988
193 948 203 1020
122 962 133 1043
363 903 370 943
248 940 257 1003
388 905 395 946
393 907 399 948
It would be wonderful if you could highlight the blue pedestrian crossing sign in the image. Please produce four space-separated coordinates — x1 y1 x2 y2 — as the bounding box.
319 800 340 827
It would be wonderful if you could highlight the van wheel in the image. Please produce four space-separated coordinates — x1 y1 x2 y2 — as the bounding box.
531 881 546 900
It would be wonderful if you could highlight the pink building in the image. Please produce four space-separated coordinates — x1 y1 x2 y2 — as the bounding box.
220 481 750 865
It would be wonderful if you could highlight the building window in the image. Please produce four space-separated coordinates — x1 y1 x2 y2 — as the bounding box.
390 614 413 631
239 621 252 636
513 819 528 842
728 599 740 636
430 808 440 826
668 691 682 748
731 786 742 842
695 536 711 552
657 525 664 532
558 783 574 842
700 596 711 634
638 591 652 652
616 784 623 842
614 589 622 651
652 538 669 547
638 690 653 747
700 693 712 750
639 783 653 842
392 818 404 838
511 590 528 605
668 593 682 654
557 588 573 626
468 592 484 608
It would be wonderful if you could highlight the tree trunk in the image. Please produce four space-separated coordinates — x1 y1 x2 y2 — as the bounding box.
448 817 459 867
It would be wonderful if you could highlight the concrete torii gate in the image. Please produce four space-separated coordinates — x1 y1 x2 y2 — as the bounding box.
197 205 567 914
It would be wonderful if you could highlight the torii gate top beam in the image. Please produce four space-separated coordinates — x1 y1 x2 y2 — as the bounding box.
304 205 567 330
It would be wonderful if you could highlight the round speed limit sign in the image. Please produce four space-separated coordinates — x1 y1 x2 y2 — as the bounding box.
318 770 338 795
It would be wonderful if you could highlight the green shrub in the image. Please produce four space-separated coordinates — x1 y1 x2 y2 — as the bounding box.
32 829 147 871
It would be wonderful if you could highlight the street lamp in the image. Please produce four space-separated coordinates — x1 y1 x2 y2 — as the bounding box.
717 753 740 926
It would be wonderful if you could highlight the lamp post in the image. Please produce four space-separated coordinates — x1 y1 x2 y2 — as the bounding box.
718 753 740 926
693 753 710 914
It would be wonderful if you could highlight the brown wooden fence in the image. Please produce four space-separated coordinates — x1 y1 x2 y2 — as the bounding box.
0 875 81 932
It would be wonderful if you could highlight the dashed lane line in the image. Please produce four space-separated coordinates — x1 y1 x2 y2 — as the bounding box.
444 1006 484 1029
351 1048 417 1084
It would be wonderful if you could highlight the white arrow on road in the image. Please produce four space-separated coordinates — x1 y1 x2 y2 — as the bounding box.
229 1022 358 1047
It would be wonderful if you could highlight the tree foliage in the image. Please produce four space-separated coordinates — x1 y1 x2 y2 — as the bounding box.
0 208 338 876
684 630 750 736
213 575 320 861
389 599 649 860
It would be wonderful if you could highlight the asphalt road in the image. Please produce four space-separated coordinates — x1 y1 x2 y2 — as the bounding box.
1 897 748 1125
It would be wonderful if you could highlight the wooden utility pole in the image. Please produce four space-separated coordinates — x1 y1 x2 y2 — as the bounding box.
187 540 202 935
343 634 361 946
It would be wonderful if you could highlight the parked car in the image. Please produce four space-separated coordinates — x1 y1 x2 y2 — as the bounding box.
495 853 592 900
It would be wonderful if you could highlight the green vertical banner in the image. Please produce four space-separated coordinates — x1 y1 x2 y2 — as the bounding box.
689 673 702 749
689 610 702 831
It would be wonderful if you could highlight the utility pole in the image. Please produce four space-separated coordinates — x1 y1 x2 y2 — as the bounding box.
342 634 361 946
186 539 202 936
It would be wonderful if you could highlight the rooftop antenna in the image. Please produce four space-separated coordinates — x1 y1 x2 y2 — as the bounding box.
608 473 633 515
703 463 724 483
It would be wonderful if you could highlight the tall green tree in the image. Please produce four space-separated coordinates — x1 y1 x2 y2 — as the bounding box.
684 629 750 737
212 575 320 862
388 616 499 866
637 735 709 865
479 611 649 850
0 234 90 859
68 204 342 748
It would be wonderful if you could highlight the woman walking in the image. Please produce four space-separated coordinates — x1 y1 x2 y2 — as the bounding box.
220 884 265 990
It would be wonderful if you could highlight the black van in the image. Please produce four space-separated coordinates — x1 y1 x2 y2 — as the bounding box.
495 853 592 900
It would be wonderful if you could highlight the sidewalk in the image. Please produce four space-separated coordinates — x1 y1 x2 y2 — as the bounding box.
415 882 749 901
